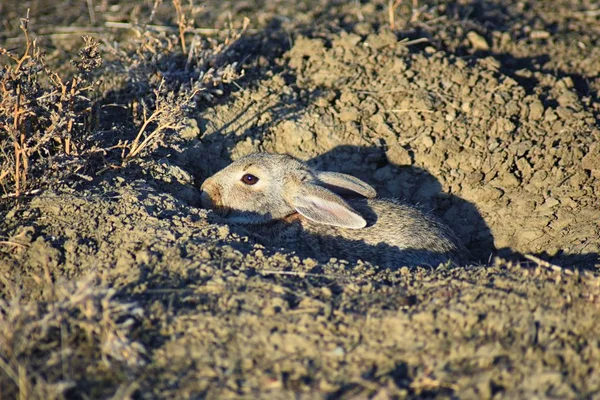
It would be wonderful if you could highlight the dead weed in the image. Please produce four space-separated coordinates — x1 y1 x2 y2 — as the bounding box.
1 2 247 202
0 273 145 399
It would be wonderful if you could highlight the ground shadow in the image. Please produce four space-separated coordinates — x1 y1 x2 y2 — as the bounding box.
505 249 599 272
308 145 496 264
309 146 599 270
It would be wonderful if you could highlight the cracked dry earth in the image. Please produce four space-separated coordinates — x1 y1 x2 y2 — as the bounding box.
1 0 600 399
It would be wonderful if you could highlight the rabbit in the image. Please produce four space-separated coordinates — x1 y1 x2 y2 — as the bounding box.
200 152 467 268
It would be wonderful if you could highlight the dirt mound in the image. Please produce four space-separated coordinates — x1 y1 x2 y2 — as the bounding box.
198 28 599 265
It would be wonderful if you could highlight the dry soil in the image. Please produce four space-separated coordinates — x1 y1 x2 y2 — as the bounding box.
1 0 600 399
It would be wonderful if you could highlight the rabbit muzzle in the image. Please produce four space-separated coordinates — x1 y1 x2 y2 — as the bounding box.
200 178 224 211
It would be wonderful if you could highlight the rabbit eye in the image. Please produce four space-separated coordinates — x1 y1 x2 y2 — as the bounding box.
241 173 259 185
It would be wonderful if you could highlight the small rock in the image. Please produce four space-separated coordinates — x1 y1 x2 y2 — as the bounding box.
466 171 484 185
582 143 600 171
495 171 520 188
338 107 359 122
179 118 200 139
544 108 558 122
433 120 445 134
422 135 434 148
386 145 412 165
366 29 397 49
446 109 457 121
467 31 490 51
331 346 345 357
315 97 330 108
530 30 550 40
528 101 545 121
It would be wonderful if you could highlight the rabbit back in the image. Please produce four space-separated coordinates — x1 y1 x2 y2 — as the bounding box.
249 197 466 269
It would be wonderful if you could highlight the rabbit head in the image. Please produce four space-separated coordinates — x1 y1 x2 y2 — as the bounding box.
200 153 376 229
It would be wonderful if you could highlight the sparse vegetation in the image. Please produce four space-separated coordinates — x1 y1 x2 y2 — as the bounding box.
0 13 101 199
0 273 145 399
0 2 245 201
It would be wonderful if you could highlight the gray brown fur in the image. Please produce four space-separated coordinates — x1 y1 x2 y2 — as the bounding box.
200 153 466 268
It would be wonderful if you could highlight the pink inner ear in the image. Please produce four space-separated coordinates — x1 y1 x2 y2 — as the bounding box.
315 199 349 218
296 195 366 229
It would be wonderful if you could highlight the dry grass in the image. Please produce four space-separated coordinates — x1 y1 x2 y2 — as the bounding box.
0 273 145 399
0 1 247 202
172 0 191 55
0 12 101 199
121 83 198 163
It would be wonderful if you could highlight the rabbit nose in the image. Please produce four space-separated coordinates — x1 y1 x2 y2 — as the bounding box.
200 177 211 192
200 178 221 208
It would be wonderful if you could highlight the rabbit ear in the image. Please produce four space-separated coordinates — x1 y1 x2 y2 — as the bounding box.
291 184 367 229
316 171 377 198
